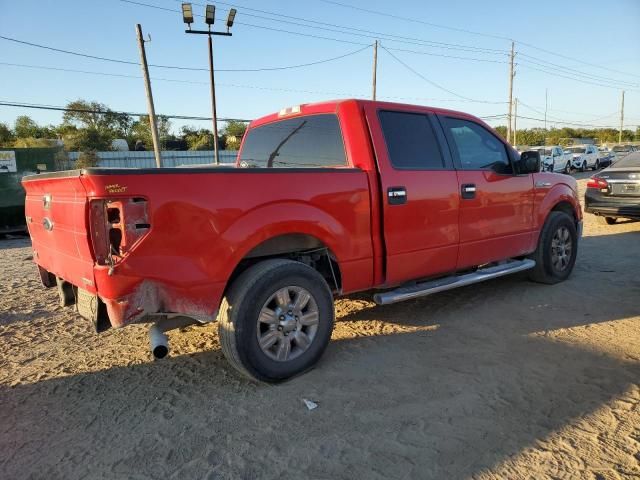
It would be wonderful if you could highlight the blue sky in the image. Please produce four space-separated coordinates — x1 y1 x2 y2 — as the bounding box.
1 0 639 133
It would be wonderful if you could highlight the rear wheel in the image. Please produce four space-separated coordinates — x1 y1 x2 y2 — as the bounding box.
528 211 578 284
218 259 335 382
564 162 572 174
593 160 600 171
599 216 617 225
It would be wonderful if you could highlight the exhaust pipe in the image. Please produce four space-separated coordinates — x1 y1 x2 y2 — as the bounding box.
148 315 205 360
149 324 169 359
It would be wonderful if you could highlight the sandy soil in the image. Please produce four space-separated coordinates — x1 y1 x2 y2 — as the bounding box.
1 174 639 479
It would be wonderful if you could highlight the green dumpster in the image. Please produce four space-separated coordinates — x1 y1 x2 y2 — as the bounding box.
0 148 58 233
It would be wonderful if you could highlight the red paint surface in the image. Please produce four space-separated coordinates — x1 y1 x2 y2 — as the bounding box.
23 99 581 329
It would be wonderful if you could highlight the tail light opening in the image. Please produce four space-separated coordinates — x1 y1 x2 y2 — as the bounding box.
89 197 150 269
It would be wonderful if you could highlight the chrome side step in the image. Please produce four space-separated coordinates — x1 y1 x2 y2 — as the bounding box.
373 259 536 305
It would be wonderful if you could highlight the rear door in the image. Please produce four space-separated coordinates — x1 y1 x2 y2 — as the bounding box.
23 173 96 292
437 114 535 269
364 104 459 286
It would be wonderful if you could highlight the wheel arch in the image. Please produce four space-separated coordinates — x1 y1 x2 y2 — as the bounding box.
227 232 343 295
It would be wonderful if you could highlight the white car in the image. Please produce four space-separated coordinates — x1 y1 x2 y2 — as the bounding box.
529 146 572 173
567 145 600 171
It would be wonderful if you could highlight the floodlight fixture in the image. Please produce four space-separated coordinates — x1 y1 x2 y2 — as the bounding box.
182 3 194 27
226 8 237 29
205 5 215 25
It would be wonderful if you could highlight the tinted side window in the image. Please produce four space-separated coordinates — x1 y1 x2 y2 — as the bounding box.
378 111 445 170
442 117 511 173
239 114 346 168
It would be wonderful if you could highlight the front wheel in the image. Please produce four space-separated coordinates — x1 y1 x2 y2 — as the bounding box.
564 162 572 174
593 160 600 171
528 212 578 284
218 259 335 382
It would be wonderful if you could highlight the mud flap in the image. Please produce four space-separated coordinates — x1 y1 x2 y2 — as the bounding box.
76 288 110 333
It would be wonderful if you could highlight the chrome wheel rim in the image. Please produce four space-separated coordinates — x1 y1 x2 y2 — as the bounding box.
256 286 319 362
551 226 572 272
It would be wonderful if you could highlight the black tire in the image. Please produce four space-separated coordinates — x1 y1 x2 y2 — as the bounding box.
593 160 600 171
528 211 578 284
580 161 587 172
564 162 571 174
599 216 617 225
218 259 335 382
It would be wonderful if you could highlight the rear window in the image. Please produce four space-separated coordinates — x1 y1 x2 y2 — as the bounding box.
378 111 445 170
613 146 631 152
614 152 640 168
238 114 347 168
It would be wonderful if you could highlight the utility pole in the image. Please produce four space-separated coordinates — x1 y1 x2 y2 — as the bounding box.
513 98 518 146
372 40 378 101
135 24 162 168
208 35 220 164
507 41 515 144
544 88 548 130
619 90 625 144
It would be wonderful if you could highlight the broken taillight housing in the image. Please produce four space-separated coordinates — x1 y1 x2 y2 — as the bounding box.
89 197 150 266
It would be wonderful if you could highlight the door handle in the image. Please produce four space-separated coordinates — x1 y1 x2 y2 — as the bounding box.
461 184 476 199
387 186 407 205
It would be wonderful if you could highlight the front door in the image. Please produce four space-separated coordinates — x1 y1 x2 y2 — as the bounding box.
437 115 535 269
364 105 460 286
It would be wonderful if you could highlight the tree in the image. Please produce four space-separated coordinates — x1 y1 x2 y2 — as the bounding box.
222 120 247 151
63 128 113 152
62 99 133 143
130 115 172 149
0 122 14 146
181 126 215 150
14 116 40 138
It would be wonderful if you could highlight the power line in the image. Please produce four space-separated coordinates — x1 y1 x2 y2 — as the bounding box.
317 0 510 41
383 46 509 64
379 44 507 104
518 53 639 89
517 100 620 126
318 0 640 81
0 63 514 106
162 0 509 55
0 34 372 72
514 114 638 129
0 101 251 122
518 62 640 92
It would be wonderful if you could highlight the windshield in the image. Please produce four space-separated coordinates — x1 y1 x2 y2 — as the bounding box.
614 153 640 168
568 147 586 154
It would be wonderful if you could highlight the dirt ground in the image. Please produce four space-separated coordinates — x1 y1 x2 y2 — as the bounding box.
1 174 639 479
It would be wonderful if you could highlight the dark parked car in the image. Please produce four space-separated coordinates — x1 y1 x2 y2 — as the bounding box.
585 152 640 224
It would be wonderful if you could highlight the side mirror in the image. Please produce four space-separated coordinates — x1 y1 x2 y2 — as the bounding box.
515 151 541 174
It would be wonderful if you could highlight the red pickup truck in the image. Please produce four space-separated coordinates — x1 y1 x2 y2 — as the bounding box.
23 99 582 382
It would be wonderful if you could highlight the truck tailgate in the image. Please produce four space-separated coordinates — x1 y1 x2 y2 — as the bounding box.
24 172 96 293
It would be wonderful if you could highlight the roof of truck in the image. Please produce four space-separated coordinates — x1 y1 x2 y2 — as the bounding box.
249 99 484 129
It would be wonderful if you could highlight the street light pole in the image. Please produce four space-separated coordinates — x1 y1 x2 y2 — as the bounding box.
182 3 236 165
207 35 220 164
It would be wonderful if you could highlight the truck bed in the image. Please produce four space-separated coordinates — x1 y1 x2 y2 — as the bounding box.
23 166 375 328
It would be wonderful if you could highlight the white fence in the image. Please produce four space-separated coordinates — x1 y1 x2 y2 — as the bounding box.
66 150 238 169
